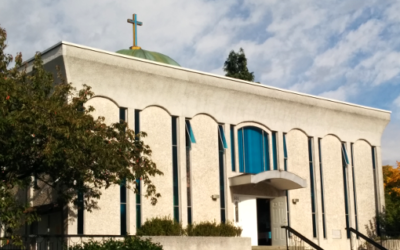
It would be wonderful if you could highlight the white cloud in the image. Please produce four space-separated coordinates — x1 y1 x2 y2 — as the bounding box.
394 95 400 108
318 84 358 102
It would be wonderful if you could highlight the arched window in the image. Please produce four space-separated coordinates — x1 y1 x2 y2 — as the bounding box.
238 126 270 174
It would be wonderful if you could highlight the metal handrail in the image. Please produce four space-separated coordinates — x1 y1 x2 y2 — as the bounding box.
346 227 388 250
281 225 323 250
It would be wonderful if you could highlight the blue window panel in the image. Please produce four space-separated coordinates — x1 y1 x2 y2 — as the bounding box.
134 110 141 229
283 133 288 171
173 147 179 206
172 117 179 223
185 120 196 143
136 178 141 229
243 127 264 174
218 125 228 149
308 138 316 238
272 132 278 170
187 207 192 225
174 207 179 223
238 127 271 174
218 126 226 223
309 163 316 212
238 129 244 173
283 134 288 158
263 133 270 171
372 146 380 236
120 179 126 203
230 126 236 171
136 204 141 229
221 209 226 223
172 117 177 146
342 144 349 165
134 110 140 133
372 147 376 170
350 143 359 238
341 142 350 239
119 108 126 123
121 204 127 235
77 192 84 235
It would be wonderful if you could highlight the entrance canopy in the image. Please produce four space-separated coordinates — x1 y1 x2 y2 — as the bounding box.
229 170 307 190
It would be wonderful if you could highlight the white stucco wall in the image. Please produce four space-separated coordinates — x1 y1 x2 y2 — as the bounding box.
141 106 174 221
80 97 120 235
353 140 375 235
320 135 348 250
190 114 220 223
286 129 315 241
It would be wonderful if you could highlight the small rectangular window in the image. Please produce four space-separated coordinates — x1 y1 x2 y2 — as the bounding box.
308 138 317 238
119 108 127 123
230 126 236 172
342 144 349 165
172 117 179 222
185 120 196 143
263 132 270 171
350 143 359 238
341 142 350 239
272 132 278 170
134 110 141 229
134 110 140 133
371 146 380 236
218 126 228 149
120 179 127 235
120 108 127 235
283 133 288 171
77 191 84 235
218 125 226 223
185 120 193 224
136 179 141 229
238 128 244 173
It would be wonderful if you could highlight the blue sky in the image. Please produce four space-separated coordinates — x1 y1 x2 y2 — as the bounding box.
1 0 399 165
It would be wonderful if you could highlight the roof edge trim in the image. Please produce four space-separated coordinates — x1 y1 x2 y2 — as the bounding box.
23 41 391 114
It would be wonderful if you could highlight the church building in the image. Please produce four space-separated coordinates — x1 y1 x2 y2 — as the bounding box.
24 14 391 250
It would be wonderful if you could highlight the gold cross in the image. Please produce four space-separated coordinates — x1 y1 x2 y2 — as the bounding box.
127 14 143 50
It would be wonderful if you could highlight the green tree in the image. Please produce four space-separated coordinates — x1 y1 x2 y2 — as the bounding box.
0 26 163 240
382 164 400 235
223 48 255 82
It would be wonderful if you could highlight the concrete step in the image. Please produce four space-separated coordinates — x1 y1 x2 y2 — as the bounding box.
252 247 305 250
252 246 288 250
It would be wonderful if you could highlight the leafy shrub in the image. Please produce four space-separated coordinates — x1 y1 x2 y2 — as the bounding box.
135 217 242 237
68 236 162 250
185 221 242 237
137 217 183 236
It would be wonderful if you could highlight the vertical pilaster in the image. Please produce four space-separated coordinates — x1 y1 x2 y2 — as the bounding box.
178 116 188 227
344 142 354 238
224 124 233 222
312 137 321 245
127 108 136 235
375 146 385 211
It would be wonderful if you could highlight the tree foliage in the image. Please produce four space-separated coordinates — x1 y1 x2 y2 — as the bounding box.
383 162 400 197
223 48 255 82
0 26 163 238
380 163 400 235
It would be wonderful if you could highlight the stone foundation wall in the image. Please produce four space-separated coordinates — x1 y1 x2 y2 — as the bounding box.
144 236 251 250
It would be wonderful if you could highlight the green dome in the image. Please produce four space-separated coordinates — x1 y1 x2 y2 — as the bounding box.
116 49 180 66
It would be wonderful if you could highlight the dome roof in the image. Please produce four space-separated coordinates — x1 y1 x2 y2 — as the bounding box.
116 49 180 66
